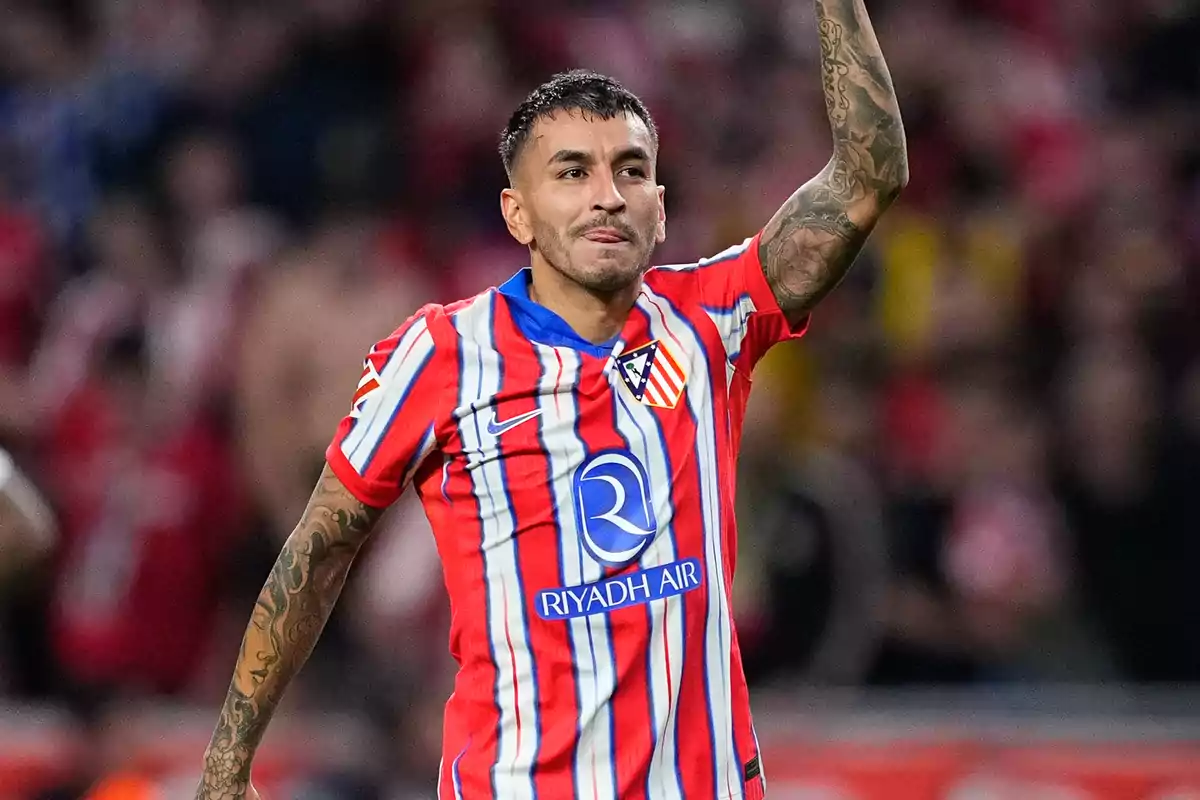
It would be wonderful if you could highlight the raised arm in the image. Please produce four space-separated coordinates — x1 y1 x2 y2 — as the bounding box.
759 0 908 324
196 464 383 799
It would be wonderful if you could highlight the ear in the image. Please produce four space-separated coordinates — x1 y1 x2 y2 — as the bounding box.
655 184 667 244
500 187 533 246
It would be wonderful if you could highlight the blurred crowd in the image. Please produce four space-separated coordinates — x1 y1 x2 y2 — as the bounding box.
0 0 1198 795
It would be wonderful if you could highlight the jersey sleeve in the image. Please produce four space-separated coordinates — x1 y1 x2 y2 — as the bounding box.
325 304 448 509
691 231 809 372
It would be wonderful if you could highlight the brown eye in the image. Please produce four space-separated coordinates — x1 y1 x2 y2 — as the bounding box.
560 168 586 180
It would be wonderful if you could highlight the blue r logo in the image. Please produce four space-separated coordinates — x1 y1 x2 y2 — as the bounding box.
573 450 658 567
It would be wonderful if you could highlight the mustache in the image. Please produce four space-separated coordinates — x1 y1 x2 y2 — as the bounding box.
570 217 638 241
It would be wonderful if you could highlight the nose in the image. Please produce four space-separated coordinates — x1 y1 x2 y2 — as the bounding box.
591 170 626 214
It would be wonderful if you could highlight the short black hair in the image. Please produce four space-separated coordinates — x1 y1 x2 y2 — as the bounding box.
499 70 658 177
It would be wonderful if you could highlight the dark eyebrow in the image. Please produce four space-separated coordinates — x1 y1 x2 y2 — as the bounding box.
546 146 652 169
547 149 594 167
613 145 651 163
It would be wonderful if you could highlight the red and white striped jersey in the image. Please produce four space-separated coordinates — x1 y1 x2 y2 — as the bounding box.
326 232 807 800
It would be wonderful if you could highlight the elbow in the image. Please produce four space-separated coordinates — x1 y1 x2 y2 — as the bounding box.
869 120 910 197
882 154 909 203
895 154 911 190
879 124 910 197
858 144 909 205
889 143 911 191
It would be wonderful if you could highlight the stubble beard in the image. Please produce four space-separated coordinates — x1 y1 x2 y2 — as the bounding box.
531 219 657 296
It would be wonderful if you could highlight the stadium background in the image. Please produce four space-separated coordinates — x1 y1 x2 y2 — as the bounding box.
0 0 1199 797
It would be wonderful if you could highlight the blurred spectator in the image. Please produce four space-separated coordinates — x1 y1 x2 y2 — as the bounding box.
156 127 286 416
14 194 173 431
0 186 51 371
44 326 249 699
736 351 891 689
871 366 1114 684
234 216 435 543
1054 342 1200 682
0 1 170 259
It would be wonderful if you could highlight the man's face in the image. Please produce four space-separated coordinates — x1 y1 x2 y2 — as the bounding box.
502 110 666 294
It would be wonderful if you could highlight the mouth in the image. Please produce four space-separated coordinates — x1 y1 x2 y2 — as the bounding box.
581 227 631 244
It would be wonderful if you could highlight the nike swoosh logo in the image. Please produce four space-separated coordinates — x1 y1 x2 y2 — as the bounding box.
486 408 543 436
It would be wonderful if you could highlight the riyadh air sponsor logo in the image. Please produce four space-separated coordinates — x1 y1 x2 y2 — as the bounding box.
573 449 657 567
536 559 703 620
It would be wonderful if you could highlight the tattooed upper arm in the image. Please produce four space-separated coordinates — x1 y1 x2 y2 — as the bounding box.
295 464 385 553
196 464 384 798
758 164 883 324
250 464 384 634
239 463 383 702
759 0 908 324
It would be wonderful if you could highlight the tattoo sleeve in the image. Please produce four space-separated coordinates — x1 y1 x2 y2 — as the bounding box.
195 465 383 799
759 0 908 322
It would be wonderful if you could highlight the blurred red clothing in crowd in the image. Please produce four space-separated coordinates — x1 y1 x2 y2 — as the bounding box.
0 206 48 368
42 364 247 696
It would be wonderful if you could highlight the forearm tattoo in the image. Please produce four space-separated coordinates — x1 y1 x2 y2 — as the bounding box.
196 467 381 798
760 0 908 319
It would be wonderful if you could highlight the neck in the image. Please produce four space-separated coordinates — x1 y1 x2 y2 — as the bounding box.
528 256 641 344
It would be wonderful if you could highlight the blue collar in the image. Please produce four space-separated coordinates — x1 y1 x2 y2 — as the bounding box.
497 269 620 359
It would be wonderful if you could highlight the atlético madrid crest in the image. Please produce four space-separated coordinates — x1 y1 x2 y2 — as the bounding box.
615 339 688 409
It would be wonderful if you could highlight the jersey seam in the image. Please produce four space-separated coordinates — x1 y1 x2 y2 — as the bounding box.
427 304 456 453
